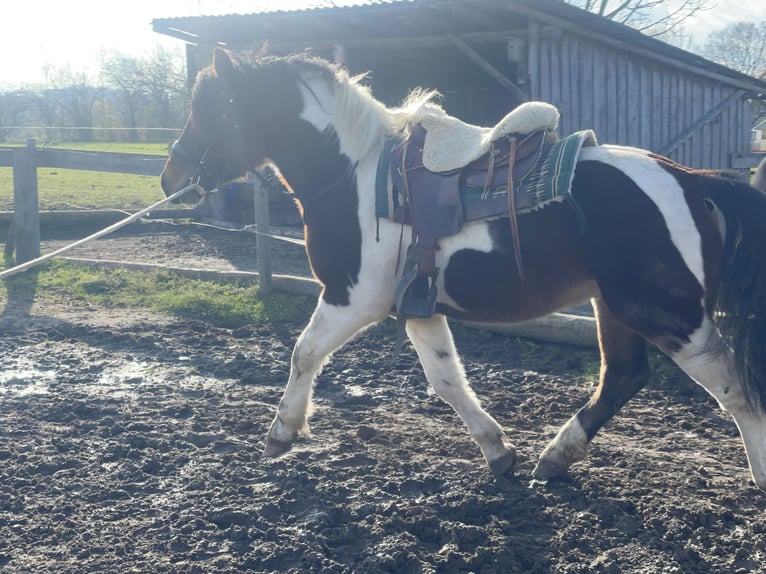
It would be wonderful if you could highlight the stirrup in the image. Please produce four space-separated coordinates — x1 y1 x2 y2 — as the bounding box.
396 275 438 318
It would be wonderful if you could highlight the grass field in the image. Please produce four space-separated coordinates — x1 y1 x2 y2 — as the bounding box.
1 260 312 327
0 141 170 211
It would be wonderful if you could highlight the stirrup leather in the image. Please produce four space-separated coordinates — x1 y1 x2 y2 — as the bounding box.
394 244 439 319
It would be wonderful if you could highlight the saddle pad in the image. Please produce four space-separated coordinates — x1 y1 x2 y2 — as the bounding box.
464 129 598 211
375 129 597 224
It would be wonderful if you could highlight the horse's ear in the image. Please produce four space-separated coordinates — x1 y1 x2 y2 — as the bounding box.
213 48 236 86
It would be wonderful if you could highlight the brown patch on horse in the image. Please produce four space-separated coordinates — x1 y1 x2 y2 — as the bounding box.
572 160 704 351
300 172 362 306
440 200 595 322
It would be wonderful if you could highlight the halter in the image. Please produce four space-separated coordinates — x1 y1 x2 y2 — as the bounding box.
171 139 210 186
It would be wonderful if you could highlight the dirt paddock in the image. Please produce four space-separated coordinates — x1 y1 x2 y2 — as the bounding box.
1 225 765 573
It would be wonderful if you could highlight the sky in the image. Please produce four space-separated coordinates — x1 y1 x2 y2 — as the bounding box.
2 0 765 88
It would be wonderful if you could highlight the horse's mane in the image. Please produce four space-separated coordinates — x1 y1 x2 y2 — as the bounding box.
212 50 441 161
314 55 441 159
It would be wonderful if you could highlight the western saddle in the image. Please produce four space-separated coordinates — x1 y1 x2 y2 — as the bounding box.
389 123 557 318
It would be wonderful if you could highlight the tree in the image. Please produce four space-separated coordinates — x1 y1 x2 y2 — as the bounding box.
566 0 711 41
0 90 35 142
40 64 103 141
99 46 188 139
702 21 766 79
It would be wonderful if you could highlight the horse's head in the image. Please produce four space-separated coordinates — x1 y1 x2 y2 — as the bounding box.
161 49 256 203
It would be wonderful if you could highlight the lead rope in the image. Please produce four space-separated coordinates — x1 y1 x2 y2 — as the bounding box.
0 183 206 281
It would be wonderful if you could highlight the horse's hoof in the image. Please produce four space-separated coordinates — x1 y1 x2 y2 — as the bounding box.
262 437 294 458
532 458 569 480
489 448 517 479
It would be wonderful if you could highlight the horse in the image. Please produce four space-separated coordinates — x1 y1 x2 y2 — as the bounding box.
160 48 766 490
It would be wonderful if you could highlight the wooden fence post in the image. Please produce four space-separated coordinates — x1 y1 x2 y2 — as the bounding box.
12 138 41 263
253 179 272 294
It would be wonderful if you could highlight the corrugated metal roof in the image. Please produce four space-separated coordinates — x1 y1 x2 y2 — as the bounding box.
152 0 766 93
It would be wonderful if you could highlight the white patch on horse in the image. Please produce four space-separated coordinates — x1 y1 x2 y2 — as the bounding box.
298 74 334 133
534 416 589 478
435 220 495 312
670 316 766 488
579 145 706 291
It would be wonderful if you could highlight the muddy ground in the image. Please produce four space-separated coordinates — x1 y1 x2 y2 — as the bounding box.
1 224 765 573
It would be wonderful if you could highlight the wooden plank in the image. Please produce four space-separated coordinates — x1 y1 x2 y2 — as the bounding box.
741 98 754 155
721 99 736 168
539 39 552 101
447 34 528 102
254 179 273 294
667 74 678 156
568 37 581 130
464 313 597 348
692 82 704 167
651 68 669 150
702 85 712 167
711 86 722 168
688 77 694 166
605 53 618 143
627 59 640 148
592 46 605 136
640 67 652 149
616 55 628 145
36 148 166 176
528 21 540 100
0 148 13 168
731 154 764 169
549 38 562 108
580 43 594 130
659 89 744 159
12 140 41 264
557 36 571 132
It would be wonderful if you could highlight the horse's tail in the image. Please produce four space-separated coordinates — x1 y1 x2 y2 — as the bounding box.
708 178 766 411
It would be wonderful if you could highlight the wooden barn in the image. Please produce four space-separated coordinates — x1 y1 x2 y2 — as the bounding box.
153 0 766 171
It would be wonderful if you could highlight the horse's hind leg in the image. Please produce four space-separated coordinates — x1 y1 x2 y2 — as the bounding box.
534 298 650 479
670 319 766 489
406 315 517 478
263 298 386 457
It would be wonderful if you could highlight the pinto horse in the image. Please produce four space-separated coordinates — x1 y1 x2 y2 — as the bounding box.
161 48 766 489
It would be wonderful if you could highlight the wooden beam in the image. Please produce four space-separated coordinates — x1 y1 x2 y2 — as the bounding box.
256 29 530 53
253 180 273 294
12 139 40 264
446 34 528 102
659 90 745 156
36 149 167 176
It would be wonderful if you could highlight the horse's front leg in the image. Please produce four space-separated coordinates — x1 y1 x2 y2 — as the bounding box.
406 314 517 478
263 298 385 456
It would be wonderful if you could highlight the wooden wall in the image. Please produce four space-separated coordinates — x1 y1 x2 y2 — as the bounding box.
528 27 753 170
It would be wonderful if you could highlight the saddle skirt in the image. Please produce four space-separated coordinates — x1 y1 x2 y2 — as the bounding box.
413 101 560 172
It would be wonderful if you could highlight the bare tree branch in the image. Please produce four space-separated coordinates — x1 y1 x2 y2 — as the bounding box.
566 0 712 40
702 21 766 78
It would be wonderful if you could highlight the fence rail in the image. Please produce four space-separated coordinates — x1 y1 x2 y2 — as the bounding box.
0 139 275 292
